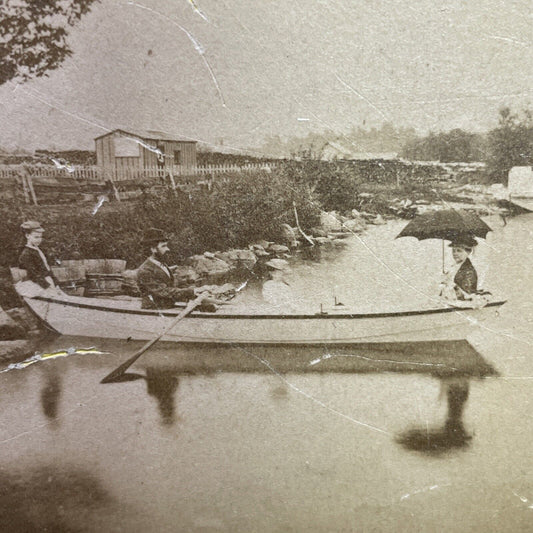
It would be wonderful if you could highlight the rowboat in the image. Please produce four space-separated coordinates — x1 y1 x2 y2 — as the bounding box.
19 289 506 345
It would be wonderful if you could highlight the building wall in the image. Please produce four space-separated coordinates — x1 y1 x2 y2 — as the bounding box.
142 140 197 168
96 132 197 171
95 134 116 168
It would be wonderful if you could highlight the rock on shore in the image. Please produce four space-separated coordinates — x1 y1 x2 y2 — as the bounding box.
0 306 25 340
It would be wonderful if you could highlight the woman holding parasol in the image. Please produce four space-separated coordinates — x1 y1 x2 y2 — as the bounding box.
396 209 492 303
439 235 478 301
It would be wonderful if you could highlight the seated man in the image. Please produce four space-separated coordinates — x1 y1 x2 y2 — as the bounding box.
18 220 59 290
137 228 195 309
137 228 216 311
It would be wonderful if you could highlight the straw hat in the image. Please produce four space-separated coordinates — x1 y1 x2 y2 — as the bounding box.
20 220 44 233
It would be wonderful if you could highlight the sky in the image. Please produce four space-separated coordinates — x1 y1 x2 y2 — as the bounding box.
0 0 532 153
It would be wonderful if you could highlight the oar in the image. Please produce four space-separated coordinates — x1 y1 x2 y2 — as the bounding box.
100 293 207 384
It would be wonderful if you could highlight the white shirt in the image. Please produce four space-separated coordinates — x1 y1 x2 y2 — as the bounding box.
149 257 172 278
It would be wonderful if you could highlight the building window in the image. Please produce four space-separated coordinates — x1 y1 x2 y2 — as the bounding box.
174 150 181 165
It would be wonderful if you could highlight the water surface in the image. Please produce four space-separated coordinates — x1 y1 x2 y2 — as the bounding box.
2 214 533 532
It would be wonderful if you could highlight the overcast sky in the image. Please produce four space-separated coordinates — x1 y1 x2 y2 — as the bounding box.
0 0 531 153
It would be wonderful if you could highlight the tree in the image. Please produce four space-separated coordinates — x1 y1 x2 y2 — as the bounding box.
486 107 533 183
401 128 488 163
0 0 99 85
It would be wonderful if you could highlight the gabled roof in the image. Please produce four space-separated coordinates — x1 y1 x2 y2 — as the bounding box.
321 141 398 160
94 129 197 143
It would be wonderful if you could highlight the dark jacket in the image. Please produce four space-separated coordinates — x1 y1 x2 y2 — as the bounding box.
18 246 57 289
137 258 195 309
454 258 477 299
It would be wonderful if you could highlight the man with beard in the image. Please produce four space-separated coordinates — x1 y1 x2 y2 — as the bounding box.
137 228 197 309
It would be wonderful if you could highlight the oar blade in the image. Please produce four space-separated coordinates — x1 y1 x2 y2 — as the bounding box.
100 294 206 384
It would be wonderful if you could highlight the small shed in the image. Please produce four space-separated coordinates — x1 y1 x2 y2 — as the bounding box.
95 129 197 174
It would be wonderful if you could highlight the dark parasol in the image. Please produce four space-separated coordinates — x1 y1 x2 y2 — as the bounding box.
396 208 492 243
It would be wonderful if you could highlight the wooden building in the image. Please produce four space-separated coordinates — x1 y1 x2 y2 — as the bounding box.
95 129 197 176
320 141 397 162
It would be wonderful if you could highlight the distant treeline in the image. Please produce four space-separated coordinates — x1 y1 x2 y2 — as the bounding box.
403 107 533 182
401 130 486 163
260 107 533 184
0 150 96 166
261 123 417 160
196 151 280 166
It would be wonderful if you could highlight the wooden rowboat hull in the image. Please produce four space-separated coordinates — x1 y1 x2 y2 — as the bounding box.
22 294 506 345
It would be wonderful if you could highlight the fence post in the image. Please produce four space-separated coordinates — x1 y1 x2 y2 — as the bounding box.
27 174 38 205
168 171 177 195
19 172 30 204
105 167 121 202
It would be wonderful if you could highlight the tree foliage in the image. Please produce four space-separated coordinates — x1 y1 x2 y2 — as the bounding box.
401 129 487 163
0 0 99 85
486 107 533 183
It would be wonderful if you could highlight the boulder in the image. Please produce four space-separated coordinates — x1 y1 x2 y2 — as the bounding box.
280 224 298 247
342 218 366 232
195 283 237 300
360 211 377 221
268 244 290 255
186 255 232 278
0 340 32 361
331 238 349 246
249 244 270 257
214 249 257 270
314 237 332 246
0 306 25 340
310 227 328 238
6 307 41 336
171 266 200 286
258 240 273 250
370 214 386 225
320 211 343 231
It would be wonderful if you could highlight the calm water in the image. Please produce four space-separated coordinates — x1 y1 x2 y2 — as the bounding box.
1 214 533 532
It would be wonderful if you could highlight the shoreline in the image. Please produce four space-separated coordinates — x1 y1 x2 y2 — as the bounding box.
0 179 510 363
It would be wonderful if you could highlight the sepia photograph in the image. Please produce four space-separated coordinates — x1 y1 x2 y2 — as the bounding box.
0 0 532 531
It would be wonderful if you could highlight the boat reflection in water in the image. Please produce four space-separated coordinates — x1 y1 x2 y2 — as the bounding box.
40 365 62 424
396 377 473 455
95 337 497 443
108 367 181 426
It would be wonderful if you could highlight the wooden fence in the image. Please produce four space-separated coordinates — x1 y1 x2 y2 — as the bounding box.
0 163 277 183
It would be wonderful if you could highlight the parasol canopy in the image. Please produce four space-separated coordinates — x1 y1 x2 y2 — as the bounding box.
396 209 492 242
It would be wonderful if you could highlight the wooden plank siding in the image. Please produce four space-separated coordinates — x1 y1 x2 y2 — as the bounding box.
95 131 197 175
141 140 197 169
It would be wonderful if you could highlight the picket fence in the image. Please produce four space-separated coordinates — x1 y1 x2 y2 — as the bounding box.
0 163 277 183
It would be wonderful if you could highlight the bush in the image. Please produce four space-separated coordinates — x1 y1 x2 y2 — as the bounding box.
191 170 320 249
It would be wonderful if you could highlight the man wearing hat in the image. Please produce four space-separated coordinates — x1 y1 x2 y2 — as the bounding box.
440 235 478 301
18 220 58 289
136 228 197 309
